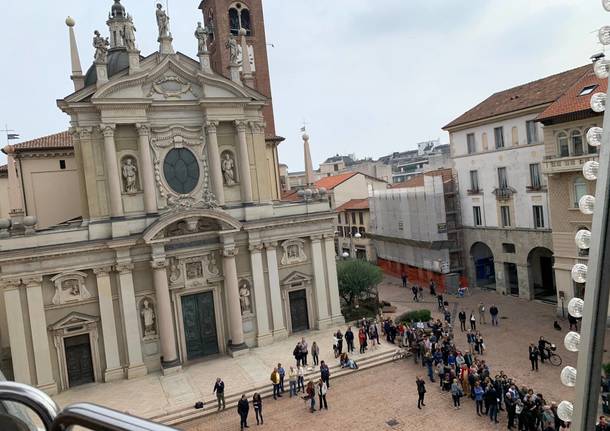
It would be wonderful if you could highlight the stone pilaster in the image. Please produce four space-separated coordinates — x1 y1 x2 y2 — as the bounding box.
517 264 533 300
235 121 253 204
206 121 225 206
68 128 90 223
311 235 331 329
264 242 287 339
136 124 158 215
3 280 31 385
93 267 123 381
101 124 124 219
222 242 248 355
151 259 181 374
115 262 147 378
249 243 272 346
323 235 344 325
23 276 57 395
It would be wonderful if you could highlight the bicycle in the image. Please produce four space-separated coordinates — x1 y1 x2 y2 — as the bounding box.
543 344 562 367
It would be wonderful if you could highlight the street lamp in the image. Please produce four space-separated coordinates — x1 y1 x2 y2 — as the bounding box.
341 251 350 259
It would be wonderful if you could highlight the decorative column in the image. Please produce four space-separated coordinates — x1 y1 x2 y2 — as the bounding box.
235 121 253 204
222 241 248 354
93 267 123 381
323 235 344 324
136 124 158 215
151 259 181 373
3 280 31 385
23 277 57 395
101 124 124 218
206 121 225 206
311 236 331 328
517 264 533 300
115 262 147 378
249 243 272 346
265 242 287 338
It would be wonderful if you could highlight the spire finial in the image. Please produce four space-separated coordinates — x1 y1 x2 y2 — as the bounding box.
303 130 315 186
65 17 84 91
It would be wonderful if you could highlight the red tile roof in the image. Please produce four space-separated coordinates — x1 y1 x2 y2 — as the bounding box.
314 172 358 190
335 198 369 212
3 131 73 153
443 65 590 130
281 190 301 202
391 169 453 189
537 66 606 123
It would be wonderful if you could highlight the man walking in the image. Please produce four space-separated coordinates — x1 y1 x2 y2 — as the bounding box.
213 377 225 411
416 376 426 409
317 378 328 410
489 304 499 326
458 310 467 331
412 284 419 302
478 302 486 324
237 394 249 430
345 326 355 353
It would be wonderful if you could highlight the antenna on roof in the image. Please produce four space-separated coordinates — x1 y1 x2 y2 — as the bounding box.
591 52 605 62
0 124 19 147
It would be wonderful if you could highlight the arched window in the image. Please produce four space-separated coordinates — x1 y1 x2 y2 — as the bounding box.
584 127 600 154
229 3 252 36
557 132 569 157
573 176 588 208
571 130 583 156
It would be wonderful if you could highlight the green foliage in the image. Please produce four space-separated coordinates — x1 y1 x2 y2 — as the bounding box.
342 297 378 322
395 309 432 324
337 259 383 306
603 363 610 376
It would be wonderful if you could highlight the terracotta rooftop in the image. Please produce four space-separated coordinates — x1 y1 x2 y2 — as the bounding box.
391 169 453 189
314 172 358 190
2 131 73 153
443 65 590 130
537 66 606 123
281 190 301 202
335 198 369 212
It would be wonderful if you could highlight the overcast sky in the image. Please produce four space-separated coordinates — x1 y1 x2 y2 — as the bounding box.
0 0 604 169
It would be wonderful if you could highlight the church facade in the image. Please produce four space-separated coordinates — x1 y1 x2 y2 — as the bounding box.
0 0 342 395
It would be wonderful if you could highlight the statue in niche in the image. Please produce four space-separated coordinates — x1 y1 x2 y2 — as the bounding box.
221 152 236 186
93 30 110 63
122 157 139 193
226 34 239 64
239 280 252 315
186 262 203 280
156 3 170 39
195 22 208 55
169 259 181 283
140 298 157 338
121 16 137 51
206 254 220 276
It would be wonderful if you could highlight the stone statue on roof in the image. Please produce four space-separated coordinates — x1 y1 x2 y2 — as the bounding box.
226 34 239 65
156 3 170 39
195 22 208 55
121 16 137 51
93 30 110 63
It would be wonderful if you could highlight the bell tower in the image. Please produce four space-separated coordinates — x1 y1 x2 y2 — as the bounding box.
198 0 278 140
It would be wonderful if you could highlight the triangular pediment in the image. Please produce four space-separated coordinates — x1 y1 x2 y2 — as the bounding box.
281 271 312 285
49 312 100 331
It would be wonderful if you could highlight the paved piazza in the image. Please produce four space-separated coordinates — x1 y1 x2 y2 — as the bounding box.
182 278 607 430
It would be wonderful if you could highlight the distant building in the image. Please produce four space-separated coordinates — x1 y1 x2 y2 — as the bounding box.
369 169 464 292
378 140 450 183
443 65 589 301
537 66 602 313
335 198 375 261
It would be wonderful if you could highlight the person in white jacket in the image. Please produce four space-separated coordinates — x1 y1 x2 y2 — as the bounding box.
317 379 328 410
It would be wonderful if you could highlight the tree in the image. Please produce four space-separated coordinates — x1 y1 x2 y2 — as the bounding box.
337 259 383 307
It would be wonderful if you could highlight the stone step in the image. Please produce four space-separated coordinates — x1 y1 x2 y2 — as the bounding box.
152 348 397 426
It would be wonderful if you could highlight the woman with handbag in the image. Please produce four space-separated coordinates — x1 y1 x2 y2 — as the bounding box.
451 378 463 409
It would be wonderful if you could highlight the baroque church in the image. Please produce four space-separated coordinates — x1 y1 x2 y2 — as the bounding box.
0 0 342 394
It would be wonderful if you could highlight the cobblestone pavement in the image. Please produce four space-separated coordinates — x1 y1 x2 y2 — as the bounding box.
182 277 607 431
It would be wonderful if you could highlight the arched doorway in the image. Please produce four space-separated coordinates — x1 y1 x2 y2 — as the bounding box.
528 247 556 302
470 242 496 289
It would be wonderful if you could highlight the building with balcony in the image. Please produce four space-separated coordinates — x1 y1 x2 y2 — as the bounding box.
537 66 603 314
369 169 465 293
335 199 374 261
443 65 590 301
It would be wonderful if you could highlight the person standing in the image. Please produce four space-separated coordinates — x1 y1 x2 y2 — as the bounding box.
311 341 320 366
458 310 467 332
320 361 331 388
412 285 419 302
306 381 316 412
336 329 344 355
485 384 499 423
288 366 297 397
345 327 355 353
402 272 408 288
237 394 249 430
358 327 367 354
437 293 444 311
300 338 309 366
277 363 285 393
489 304 499 326
297 365 305 393
252 393 263 426
213 377 226 411
474 382 485 416
478 302 486 324
451 378 463 409
469 311 477 331
317 378 328 410
505 391 516 430
270 367 281 400
568 313 579 331
293 341 302 367
429 279 437 296
416 376 426 409
529 343 539 371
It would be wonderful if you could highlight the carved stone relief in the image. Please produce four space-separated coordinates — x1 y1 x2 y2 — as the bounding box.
186 261 204 280
51 272 92 306
280 239 307 266
205 253 220 276
168 257 182 284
